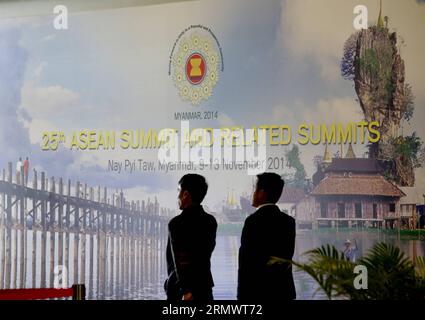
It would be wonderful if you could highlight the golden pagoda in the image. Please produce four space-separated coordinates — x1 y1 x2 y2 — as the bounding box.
345 143 357 159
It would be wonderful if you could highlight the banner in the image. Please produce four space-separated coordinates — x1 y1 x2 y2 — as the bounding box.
1 0 424 301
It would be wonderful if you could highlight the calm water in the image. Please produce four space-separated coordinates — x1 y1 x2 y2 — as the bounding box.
5 228 425 300
110 228 425 300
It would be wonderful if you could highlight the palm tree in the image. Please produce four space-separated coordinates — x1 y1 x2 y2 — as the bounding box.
278 243 425 300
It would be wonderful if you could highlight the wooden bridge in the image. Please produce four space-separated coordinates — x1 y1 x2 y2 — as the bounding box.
0 162 171 299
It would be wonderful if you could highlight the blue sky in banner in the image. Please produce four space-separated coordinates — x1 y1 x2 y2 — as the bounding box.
1 0 424 209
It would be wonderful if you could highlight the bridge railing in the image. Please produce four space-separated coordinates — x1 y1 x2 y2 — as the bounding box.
0 162 173 298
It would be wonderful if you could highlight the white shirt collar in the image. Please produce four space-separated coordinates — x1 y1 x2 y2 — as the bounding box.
256 203 277 210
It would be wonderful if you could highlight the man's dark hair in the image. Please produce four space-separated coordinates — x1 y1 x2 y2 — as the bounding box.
179 174 208 204
256 172 284 203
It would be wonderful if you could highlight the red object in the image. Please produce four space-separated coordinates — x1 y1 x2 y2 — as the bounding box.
0 287 73 300
186 53 206 85
23 159 29 175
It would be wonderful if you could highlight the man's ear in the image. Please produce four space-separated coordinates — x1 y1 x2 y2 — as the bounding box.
182 190 191 200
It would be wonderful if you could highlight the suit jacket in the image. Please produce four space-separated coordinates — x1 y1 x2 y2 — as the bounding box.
165 204 217 300
238 204 296 300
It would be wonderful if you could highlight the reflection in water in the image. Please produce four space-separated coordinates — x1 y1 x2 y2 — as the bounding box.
211 236 239 299
12 229 425 300
106 229 424 300
211 235 328 300
103 238 168 300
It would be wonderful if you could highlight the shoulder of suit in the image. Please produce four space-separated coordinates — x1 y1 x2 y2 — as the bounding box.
278 208 295 222
286 213 296 225
204 211 218 225
244 212 257 225
168 215 182 229
254 205 295 221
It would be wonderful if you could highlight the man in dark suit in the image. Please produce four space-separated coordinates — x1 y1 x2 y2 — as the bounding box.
165 174 217 301
238 172 296 300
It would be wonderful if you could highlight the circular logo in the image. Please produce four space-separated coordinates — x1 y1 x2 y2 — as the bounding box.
186 53 206 85
171 30 221 106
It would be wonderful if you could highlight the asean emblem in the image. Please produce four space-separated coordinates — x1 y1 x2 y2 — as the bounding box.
172 32 220 106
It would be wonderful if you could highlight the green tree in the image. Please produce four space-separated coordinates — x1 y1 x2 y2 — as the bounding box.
285 145 307 188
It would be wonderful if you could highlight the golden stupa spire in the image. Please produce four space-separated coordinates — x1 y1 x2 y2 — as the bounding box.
323 143 332 163
230 189 237 206
377 0 385 28
345 143 356 159
226 189 236 206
